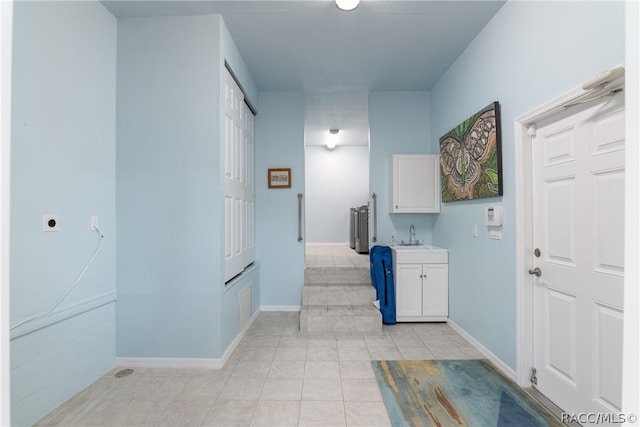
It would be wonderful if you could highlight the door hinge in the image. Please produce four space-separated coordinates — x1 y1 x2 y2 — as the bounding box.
530 367 538 385
527 124 537 137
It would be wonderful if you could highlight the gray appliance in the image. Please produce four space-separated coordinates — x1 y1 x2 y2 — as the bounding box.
355 205 369 254
349 207 357 249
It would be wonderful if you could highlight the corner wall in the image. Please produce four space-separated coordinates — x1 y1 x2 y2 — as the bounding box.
255 92 305 307
219 18 261 352
430 1 625 369
369 92 433 247
116 14 258 360
9 2 117 425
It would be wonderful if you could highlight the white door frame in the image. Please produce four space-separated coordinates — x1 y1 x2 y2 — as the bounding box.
622 1 640 417
515 83 584 387
0 1 13 425
514 72 626 390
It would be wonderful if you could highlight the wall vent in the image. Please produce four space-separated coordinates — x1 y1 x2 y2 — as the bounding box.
238 285 252 330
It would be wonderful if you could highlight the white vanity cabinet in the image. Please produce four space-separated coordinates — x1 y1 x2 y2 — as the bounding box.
392 246 448 322
389 154 440 213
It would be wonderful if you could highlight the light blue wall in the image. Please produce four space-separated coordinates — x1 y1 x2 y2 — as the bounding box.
369 92 434 247
255 92 305 306
220 19 258 107
116 14 222 358
116 14 258 359
10 1 117 425
430 1 625 369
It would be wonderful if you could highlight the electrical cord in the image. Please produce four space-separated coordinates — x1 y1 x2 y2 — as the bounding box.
10 226 104 331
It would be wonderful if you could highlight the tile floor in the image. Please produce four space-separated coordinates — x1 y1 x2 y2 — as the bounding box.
35 311 484 427
304 243 369 269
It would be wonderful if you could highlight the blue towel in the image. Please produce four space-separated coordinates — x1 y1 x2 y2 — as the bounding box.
369 245 396 324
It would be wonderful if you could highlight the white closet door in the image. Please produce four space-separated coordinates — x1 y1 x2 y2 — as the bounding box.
243 103 255 267
224 69 255 282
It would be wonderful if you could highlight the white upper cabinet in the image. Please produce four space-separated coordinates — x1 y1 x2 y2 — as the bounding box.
390 154 440 213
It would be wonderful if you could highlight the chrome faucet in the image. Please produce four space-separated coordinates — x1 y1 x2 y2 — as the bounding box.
409 225 415 245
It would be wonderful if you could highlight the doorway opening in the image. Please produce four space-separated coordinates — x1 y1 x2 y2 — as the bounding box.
303 91 371 265
515 70 625 416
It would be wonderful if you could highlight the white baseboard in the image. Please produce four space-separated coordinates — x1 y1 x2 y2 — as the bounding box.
260 305 301 312
115 357 223 369
115 307 261 370
218 308 261 365
306 242 349 246
447 319 517 381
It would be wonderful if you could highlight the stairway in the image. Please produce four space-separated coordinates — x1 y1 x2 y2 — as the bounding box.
299 263 382 334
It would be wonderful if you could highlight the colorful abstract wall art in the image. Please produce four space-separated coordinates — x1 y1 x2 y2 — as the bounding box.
439 102 503 202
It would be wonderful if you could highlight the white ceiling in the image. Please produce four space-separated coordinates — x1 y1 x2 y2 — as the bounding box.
101 0 506 146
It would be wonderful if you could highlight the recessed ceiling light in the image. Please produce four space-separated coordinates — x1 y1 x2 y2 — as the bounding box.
327 129 339 149
336 0 359 12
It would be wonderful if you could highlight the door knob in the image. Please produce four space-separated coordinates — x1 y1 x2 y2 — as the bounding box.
528 267 542 277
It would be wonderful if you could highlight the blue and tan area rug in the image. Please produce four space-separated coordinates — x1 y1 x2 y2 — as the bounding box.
372 359 563 427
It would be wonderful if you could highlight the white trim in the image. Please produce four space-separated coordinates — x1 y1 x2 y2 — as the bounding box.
0 2 12 424
622 1 640 417
116 306 261 370
514 84 593 387
514 111 537 387
219 307 260 366
260 305 301 312
514 68 628 390
305 242 350 246
115 357 224 370
397 316 447 322
447 319 517 382
224 263 259 292
10 291 117 340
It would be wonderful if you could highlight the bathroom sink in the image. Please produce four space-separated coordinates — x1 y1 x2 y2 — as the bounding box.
392 245 448 263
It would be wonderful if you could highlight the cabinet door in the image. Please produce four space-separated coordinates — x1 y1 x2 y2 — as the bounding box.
422 264 449 317
391 155 440 213
395 263 423 317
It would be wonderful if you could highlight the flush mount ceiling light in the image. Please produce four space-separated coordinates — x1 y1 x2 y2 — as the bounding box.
336 0 359 11
327 129 339 149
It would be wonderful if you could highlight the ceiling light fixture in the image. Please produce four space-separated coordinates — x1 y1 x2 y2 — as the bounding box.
327 129 339 149
336 0 359 11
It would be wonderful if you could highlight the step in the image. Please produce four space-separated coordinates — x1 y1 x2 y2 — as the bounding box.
302 283 376 306
299 305 382 334
304 267 370 285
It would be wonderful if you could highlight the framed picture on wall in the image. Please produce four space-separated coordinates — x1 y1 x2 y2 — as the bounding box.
439 101 503 202
268 168 292 188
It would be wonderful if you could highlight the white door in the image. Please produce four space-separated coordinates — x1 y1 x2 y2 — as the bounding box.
532 92 625 416
422 264 448 318
395 263 423 317
224 69 255 282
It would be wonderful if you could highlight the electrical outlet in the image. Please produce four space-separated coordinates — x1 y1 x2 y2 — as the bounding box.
91 216 99 231
43 214 59 232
